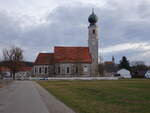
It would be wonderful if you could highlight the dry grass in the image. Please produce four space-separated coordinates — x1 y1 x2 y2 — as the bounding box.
0 84 3 88
0 82 4 88
38 79 150 113
0 81 12 88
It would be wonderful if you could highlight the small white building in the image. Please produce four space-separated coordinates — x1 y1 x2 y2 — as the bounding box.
0 67 11 78
145 70 150 78
15 67 32 80
0 67 32 79
117 69 132 78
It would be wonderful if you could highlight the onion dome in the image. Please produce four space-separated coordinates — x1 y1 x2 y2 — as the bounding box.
88 9 98 25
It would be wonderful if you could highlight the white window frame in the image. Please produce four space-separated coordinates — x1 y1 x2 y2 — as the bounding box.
83 66 88 72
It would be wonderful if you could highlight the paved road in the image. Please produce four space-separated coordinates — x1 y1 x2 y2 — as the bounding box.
0 81 75 113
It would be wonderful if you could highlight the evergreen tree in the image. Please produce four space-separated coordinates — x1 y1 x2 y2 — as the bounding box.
119 56 130 70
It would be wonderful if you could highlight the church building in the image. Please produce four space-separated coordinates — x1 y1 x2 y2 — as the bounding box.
33 10 99 77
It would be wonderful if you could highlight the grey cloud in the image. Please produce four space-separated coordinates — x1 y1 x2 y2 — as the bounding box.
0 11 20 42
137 0 150 18
0 1 150 64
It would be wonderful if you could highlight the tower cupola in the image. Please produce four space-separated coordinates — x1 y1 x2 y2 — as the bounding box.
88 9 98 25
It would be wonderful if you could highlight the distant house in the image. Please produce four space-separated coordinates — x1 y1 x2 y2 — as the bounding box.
15 67 32 79
103 56 118 76
145 70 150 78
117 69 132 78
0 67 11 78
0 66 32 78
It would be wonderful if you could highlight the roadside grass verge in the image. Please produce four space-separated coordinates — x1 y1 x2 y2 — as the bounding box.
38 79 150 113
0 80 12 88
0 84 2 88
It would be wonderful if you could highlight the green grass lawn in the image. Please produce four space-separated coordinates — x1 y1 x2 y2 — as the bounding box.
38 79 150 113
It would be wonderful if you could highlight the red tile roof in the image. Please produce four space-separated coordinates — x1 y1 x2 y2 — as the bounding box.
0 67 10 71
54 46 92 63
16 67 32 71
0 67 32 71
104 61 114 65
34 53 54 65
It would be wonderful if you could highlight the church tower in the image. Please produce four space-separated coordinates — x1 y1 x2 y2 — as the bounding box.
88 9 99 76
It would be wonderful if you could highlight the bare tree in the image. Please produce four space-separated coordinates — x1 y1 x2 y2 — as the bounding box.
2 46 24 79
131 63 148 78
0 71 2 79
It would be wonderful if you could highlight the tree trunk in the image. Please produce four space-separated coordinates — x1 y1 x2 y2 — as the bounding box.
10 71 13 78
12 70 16 80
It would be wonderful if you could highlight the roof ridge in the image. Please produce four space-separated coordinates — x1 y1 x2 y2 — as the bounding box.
55 46 88 48
39 53 54 54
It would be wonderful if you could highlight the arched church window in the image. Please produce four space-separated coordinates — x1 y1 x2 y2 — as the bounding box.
45 67 47 74
75 67 78 73
39 67 41 74
34 67 37 74
67 67 70 73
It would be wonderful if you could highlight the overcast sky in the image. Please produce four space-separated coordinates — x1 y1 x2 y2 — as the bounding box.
0 0 150 65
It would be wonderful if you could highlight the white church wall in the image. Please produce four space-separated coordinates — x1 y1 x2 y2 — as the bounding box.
55 63 91 77
33 65 54 77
